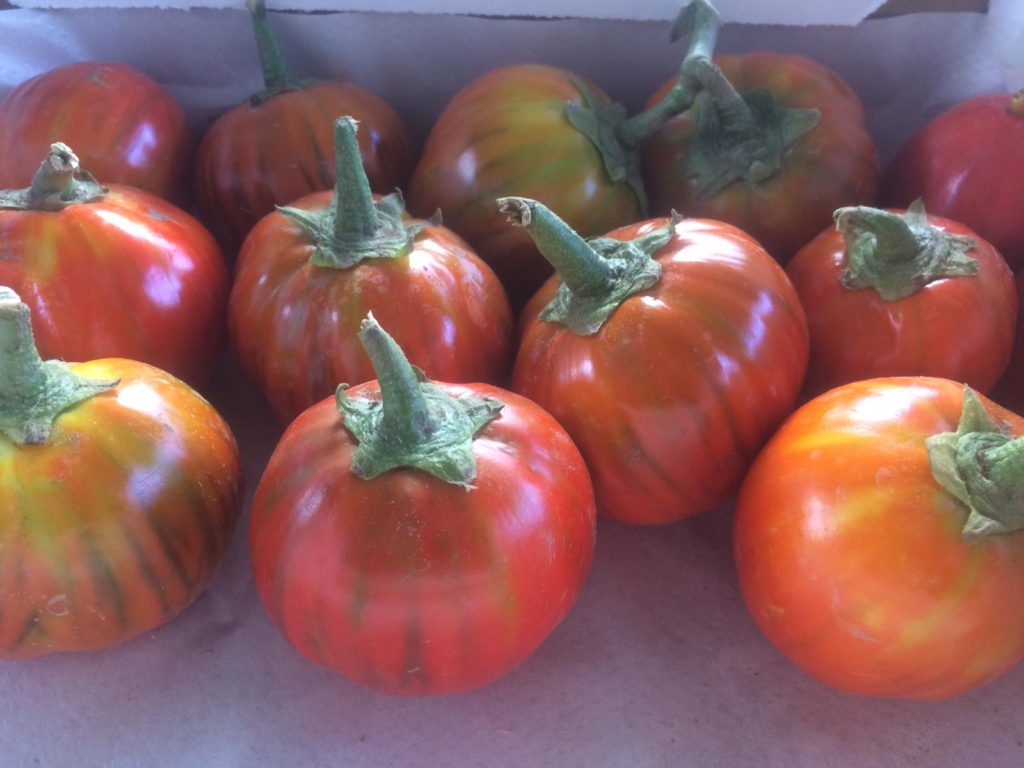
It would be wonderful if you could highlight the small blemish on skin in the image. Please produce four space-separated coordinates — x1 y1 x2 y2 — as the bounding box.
89 68 112 88
149 208 169 222
46 594 69 616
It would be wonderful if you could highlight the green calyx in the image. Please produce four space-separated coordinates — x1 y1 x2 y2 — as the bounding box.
278 116 433 269
0 287 117 445
685 79 821 197
0 143 106 212
497 197 668 335
336 314 503 488
926 387 1024 539
837 200 978 301
564 78 647 209
563 0 724 211
246 0 318 104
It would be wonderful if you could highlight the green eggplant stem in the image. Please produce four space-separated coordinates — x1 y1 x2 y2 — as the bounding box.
332 117 380 242
496 197 612 295
335 314 503 487
28 142 78 200
359 314 436 445
616 0 723 150
0 143 107 212
276 116 420 269
836 201 978 301
0 287 117 445
497 197 669 335
0 287 48 397
247 0 298 94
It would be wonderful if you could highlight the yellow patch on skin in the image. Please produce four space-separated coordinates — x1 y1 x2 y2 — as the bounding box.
32 232 60 280
819 486 887 540
787 429 859 457
897 545 986 649
857 602 887 637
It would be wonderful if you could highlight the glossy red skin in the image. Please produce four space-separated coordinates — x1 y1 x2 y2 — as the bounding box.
249 383 596 695
513 217 809 525
642 53 879 264
196 82 414 256
0 358 243 659
0 185 230 388
735 377 1024 700
229 190 515 424
992 270 1024 414
787 211 1017 398
0 62 191 204
882 93 1024 271
406 64 642 309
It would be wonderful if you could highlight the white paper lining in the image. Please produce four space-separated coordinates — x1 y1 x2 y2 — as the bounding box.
10 0 891 26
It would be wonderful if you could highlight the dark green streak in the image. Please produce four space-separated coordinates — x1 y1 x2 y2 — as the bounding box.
81 530 129 631
8 473 38 650
686 290 758 481
619 418 690 512
347 567 369 629
250 133 273 216
125 526 176 617
464 488 517 632
478 140 580 194
305 108 334 190
15 609 44 648
163 468 226 586
295 111 326 193
624 285 751 509
98 427 215 596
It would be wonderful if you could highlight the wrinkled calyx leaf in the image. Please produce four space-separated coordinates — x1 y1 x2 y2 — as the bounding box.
837 200 978 301
0 143 107 212
0 287 117 445
278 116 434 269
497 197 668 335
685 79 821 197
565 78 647 209
926 387 1024 538
336 314 503 488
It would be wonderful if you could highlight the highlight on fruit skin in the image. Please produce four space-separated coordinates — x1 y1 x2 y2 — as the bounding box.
248 312 597 695
0 286 244 659
735 377 1024 700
